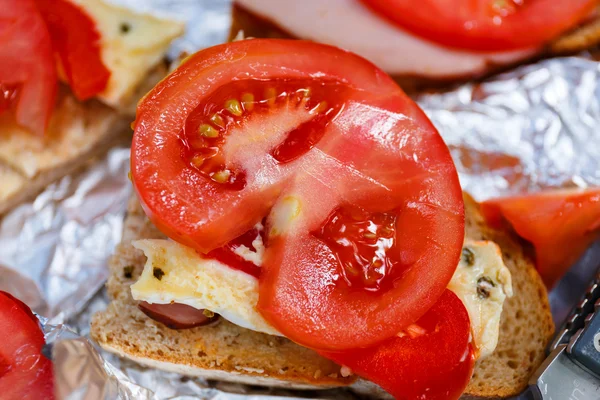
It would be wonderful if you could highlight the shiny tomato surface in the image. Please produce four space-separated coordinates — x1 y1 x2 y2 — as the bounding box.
482 188 600 288
0 292 54 400
320 290 475 400
35 0 110 100
362 0 597 51
0 0 56 135
132 39 464 351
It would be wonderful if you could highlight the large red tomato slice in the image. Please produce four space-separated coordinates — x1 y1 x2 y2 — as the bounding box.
320 290 475 400
132 39 464 351
0 0 56 135
34 0 110 101
362 0 597 51
0 291 54 400
481 188 600 288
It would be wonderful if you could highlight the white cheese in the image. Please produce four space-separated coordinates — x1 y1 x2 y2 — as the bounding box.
235 0 536 77
448 239 513 359
130 239 279 336
68 0 185 106
131 237 512 359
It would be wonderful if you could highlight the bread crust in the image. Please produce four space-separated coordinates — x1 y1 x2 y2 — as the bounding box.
91 194 554 398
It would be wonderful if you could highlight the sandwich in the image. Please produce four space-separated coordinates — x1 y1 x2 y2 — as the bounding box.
0 0 184 215
230 0 600 91
91 38 554 399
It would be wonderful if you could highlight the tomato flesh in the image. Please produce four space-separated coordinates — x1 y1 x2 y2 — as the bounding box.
0 84 17 116
482 188 600 288
0 0 57 135
319 290 475 400
206 222 264 278
314 205 401 292
182 79 346 190
34 0 110 100
132 39 464 351
362 0 597 51
0 291 54 400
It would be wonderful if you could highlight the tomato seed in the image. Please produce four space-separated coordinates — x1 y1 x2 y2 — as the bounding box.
212 169 231 183
264 87 277 107
241 93 255 111
313 205 402 292
224 99 243 116
210 113 225 128
199 124 219 138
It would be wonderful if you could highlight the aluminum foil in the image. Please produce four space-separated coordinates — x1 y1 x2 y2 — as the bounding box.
1 0 599 399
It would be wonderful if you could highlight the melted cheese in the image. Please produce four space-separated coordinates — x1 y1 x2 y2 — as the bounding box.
236 0 536 77
68 0 185 106
131 238 512 359
130 239 279 336
449 240 513 359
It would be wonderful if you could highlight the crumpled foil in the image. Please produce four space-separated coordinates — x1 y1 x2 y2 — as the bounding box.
1 0 599 399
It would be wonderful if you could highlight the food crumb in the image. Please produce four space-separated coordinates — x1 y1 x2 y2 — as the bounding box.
153 267 165 280
340 365 353 377
123 265 134 279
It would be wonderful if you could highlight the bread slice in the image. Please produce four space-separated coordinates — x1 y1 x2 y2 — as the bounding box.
0 88 129 215
229 4 600 93
0 60 174 216
91 193 554 398
0 0 184 215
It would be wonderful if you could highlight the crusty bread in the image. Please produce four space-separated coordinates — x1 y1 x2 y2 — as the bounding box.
91 193 554 398
229 4 600 93
0 59 173 216
0 89 129 215
92 196 353 389
461 194 554 398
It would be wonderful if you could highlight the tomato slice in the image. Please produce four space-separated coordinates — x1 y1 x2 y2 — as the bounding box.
132 39 464 351
481 188 600 288
0 0 56 135
0 291 54 400
319 290 475 400
34 0 110 101
361 0 597 51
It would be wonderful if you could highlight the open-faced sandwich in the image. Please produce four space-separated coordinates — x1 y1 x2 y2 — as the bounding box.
231 0 600 90
0 0 184 214
91 39 554 399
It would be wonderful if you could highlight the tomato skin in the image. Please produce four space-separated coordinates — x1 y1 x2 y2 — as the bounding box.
0 291 54 400
319 290 475 400
362 0 597 51
0 0 57 135
34 0 110 101
133 39 411 254
481 188 600 288
132 39 464 351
